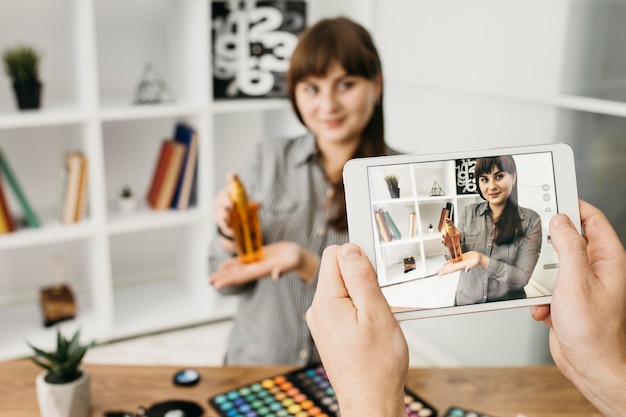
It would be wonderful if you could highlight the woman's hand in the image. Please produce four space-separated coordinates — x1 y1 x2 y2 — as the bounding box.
436 251 487 275
209 242 320 289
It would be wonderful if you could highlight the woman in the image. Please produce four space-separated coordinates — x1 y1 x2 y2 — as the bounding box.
208 17 396 365
437 155 542 305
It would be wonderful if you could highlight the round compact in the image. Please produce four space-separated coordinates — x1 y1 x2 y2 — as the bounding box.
172 369 200 387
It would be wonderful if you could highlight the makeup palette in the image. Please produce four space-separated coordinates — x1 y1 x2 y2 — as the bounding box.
209 365 438 417
443 406 494 417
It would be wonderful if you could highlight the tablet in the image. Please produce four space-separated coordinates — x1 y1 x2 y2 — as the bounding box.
343 143 580 320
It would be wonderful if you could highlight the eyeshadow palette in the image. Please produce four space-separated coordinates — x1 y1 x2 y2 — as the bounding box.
443 406 495 417
209 365 437 417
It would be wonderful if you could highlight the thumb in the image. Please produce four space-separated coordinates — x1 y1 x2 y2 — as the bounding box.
550 213 590 292
336 243 387 311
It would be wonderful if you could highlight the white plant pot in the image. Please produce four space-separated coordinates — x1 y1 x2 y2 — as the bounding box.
35 370 90 417
117 196 138 213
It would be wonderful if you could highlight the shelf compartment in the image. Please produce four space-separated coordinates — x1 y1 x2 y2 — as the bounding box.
94 0 209 109
108 225 230 338
0 0 79 114
0 239 97 361
0 124 91 232
101 117 203 217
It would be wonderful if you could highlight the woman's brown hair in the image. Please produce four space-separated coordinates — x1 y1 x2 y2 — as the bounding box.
287 17 388 230
475 156 523 245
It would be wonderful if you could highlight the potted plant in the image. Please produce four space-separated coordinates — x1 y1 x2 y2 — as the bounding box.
384 174 400 198
2 43 43 110
117 185 137 213
28 328 94 417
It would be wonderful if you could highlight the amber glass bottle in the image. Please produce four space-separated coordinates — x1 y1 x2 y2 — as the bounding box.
443 219 463 263
228 175 263 263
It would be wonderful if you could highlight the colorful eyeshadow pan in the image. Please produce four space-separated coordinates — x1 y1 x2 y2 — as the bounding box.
443 406 494 417
209 365 437 417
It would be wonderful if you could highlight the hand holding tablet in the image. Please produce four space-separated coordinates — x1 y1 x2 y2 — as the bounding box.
343 143 581 320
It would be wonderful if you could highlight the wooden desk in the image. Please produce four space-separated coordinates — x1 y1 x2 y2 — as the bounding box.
0 360 601 417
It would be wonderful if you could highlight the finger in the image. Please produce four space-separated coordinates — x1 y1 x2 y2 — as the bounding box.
530 304 550 322
313 245 349 302
271 265 281 281
578 200 625 263
550 212 593 293
335 243 387 312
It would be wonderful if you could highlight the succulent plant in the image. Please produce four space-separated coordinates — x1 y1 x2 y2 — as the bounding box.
2 44 41 85
120 185 133 198
28 328 94 384
384 174 399 189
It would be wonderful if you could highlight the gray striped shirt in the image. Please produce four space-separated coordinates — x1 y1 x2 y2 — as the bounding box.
209 134 347 365
455 202 542 305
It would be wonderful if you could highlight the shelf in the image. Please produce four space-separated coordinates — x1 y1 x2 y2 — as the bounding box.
0 221 95 250
0 105 88 130
110 280 221 339
0 295 98 361
212 98 291 114
107 207 207 235
390 74 626 118
99 102 207 122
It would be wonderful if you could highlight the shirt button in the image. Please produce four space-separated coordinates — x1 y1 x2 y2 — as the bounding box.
299 349 309 360
316 227 326 236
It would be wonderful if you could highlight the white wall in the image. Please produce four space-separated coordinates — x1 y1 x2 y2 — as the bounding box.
364 0 576 366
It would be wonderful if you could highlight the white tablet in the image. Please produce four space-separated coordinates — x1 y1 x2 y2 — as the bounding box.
343 143 580 320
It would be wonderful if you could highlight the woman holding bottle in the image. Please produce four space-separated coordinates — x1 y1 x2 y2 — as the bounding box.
437 155 542 305
208 17 397 365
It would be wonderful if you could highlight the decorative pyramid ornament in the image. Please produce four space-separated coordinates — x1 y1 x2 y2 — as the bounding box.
132 62 176 104
429 181 445 197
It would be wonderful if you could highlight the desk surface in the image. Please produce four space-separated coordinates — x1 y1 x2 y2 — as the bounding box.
0 360 601 417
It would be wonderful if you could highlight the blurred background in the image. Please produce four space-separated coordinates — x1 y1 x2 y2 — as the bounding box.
1 0 624 367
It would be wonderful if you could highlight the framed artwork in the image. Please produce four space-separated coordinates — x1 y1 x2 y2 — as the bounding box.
211 0 307 99
455 158 478 195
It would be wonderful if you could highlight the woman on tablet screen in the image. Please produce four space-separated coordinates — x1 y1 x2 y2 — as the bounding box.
437 155 542 305
208 17 397 365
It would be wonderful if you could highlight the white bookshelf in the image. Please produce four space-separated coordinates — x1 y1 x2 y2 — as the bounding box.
368 161 482 284
0 0 292 360
0 0 365 362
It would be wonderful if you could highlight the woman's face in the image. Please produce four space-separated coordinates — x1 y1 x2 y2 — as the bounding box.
294 61 381 148
478 166 516 208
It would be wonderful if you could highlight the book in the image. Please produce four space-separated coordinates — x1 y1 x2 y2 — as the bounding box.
170 123 198 210
62 151 86 224
408 212 416 238
74 152 88 222
147 140 186 210
374 208 392 242
147 140 173 207
0 148 39 228
0 171 16 233
383 210 402 240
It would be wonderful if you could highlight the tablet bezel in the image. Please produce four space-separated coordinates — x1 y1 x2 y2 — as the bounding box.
343 143 580 321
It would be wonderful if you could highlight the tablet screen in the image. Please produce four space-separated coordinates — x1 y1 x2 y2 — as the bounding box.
361 150 563 317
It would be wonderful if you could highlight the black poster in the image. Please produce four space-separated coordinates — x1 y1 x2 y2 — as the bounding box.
455 158 478 195
211 1 307 99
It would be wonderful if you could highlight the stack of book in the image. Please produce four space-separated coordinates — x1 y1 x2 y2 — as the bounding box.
0 148 40 233
374 208 402 242
146 123 198 210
